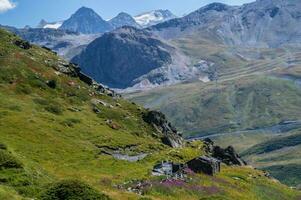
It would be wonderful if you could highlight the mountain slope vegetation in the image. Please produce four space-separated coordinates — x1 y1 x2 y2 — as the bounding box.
0 28 300 199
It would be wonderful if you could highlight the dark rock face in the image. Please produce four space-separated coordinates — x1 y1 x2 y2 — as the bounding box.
59 7 112 34
14 39 31 49
72 26 173 89
143 110 184 148
202 139 246 166
109 12 140 29
212 146 247 166
187 156 221 175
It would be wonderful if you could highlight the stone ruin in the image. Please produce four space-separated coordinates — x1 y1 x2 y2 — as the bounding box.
187 156 221 175
152 161 186 179
152 156 221 178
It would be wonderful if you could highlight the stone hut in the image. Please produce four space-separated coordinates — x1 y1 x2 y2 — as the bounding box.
152 161 186 177
187 156 221 175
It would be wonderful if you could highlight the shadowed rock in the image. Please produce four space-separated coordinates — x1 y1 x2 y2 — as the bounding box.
143 110 184 148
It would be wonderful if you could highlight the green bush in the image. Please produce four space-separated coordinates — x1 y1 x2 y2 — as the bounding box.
45 104 63 115
0 144 7 150
46 80 57 89
0 150 22 169
15 84 32 94
40 180 111 200
61 118 81 127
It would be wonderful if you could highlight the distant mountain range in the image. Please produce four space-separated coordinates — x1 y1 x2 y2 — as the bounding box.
151 0 301 47
35 7 177 33
4 0 301 90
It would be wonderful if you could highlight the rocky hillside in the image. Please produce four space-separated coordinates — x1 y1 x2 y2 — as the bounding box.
0 28 299 199
59 7 113 34
151 0 301 47
72 26 199 89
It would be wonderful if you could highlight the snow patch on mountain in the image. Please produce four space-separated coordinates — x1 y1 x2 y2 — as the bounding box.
134 10 177 27
37 19 63 29
43 21 63 29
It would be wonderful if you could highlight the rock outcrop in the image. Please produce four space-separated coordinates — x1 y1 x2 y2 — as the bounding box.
14 39 31 49
203 139 247 166
143 110 184 148
212 146 247 166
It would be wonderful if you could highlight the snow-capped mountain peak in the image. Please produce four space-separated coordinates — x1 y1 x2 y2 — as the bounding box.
134 9 177 27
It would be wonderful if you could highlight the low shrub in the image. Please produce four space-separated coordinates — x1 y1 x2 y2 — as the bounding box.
61 118 81 127
46 80 57 89
45 104 63 115
0 150 22 169
40 180 111 200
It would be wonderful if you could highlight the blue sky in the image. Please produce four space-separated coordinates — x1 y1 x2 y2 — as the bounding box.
0 0 254 28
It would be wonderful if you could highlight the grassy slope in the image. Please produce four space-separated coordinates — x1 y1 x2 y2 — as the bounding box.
129 76 301 136
0 29 299 199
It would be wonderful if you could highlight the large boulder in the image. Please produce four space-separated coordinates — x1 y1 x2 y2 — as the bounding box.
143 110 184 148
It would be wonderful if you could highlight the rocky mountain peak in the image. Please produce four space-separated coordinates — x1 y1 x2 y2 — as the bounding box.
109 12 140 29
59 7 112 34
200 2 233 12
37 19 48 28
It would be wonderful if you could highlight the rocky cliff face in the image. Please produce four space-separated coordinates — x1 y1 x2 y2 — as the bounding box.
59 7 113 34
151 0 301 47
72 26 196 89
